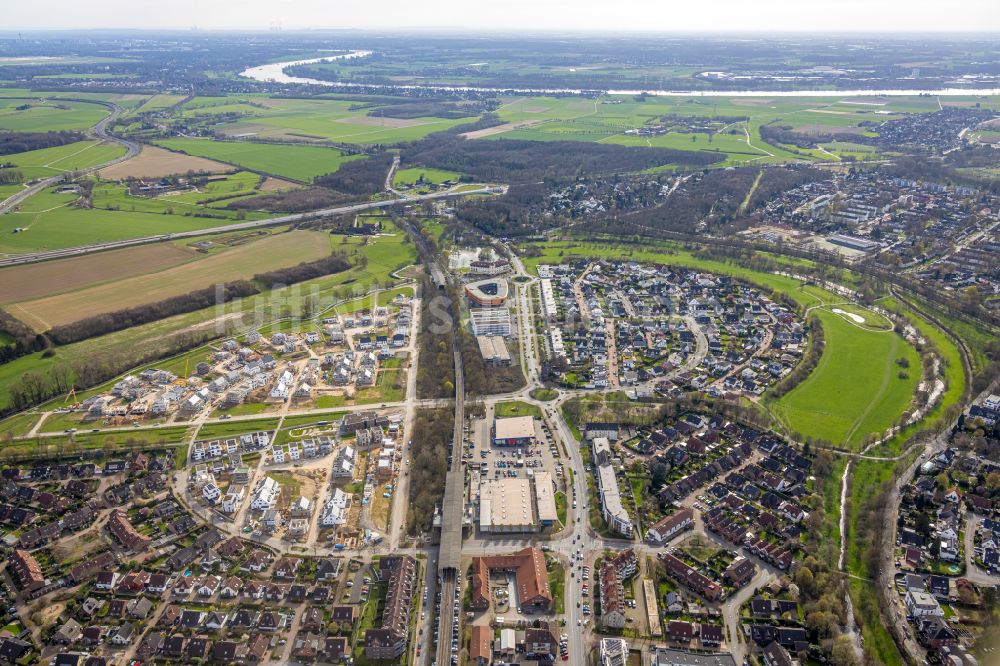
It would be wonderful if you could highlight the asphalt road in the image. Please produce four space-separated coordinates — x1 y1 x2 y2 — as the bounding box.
0 185 503 267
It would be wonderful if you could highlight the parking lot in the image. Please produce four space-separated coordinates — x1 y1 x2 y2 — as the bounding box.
472 406 569 508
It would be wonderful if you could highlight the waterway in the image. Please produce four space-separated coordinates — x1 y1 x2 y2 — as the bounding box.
241 52 1000 98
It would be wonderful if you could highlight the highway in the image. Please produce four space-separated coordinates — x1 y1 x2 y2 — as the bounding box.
0 185 503 267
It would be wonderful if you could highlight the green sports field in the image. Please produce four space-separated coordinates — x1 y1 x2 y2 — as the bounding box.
154 138 364 182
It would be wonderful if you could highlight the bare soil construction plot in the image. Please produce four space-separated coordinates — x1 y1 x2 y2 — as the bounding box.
9 230 331 331
0 243 195 303
50 528 105 564
99 145 234 180
461 119 546 139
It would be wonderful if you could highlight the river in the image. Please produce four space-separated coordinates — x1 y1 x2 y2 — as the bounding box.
241 52 1000 98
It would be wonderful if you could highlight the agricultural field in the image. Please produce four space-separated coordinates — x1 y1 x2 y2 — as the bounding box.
0 243 197 303
98 145 234 180
5 230 334 331
1 140 127 181
0 98 110 132
131 94 187 114
477 94 906 164
154 137 363 182
175 96 477 145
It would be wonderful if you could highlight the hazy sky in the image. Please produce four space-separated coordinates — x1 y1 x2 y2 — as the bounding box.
6 0 1000 33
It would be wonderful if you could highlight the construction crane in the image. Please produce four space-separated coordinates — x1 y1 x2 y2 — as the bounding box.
64 385 77 404
173 357 190 387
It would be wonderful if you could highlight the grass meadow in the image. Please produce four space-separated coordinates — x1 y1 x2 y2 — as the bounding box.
155 138 363 182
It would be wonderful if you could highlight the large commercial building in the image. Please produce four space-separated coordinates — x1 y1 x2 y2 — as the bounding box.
470 308 512 337
477 335 512 365
465 278 510 307
479 478 536 533
493 416 536 447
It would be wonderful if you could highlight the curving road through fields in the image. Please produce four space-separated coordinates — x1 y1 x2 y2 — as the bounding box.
0 98 139 216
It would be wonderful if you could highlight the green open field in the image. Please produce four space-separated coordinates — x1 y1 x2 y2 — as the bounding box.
154 138 363 182
393 167 461 187
1 140 127 181
767 309 920 449
176 96 477 145
495 400 542 419
0 99 109 132
0 174 271 254
464 94 920 165
0 424 192 460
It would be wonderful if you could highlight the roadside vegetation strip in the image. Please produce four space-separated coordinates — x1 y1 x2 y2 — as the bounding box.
0 424 192 461
155 138 364 183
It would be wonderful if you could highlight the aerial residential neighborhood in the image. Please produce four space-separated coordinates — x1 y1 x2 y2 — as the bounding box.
0 13 998 666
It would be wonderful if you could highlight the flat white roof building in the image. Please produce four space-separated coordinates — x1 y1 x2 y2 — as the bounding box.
597 464 632 537
479 478 537 533
493 416 535 446
534 472 558 526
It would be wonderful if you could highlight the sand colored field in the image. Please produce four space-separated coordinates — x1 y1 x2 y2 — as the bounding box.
806 108 854 115
99 145 234 180
340 115 422 128
730 98 775 107
461 119 545 139
0 243 196 304
260 176 299 191
9 231 331 331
